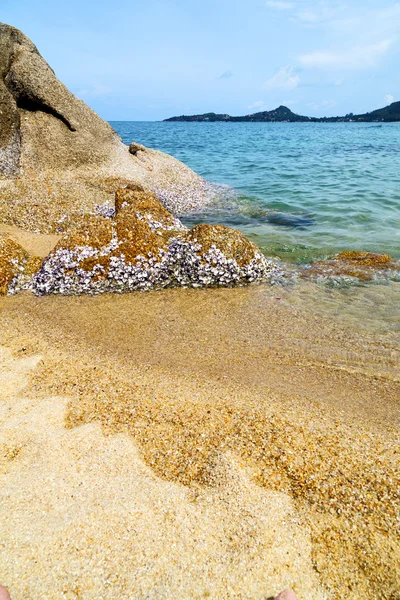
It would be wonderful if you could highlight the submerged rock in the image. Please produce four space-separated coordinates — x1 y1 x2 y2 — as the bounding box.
31 187 280 295
335 251 393 267
267 212 315 228
304 251 400 282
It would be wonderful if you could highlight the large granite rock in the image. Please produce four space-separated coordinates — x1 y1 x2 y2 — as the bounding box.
0 22 126 178
31 187 280 295
0 23 212 233
0 24 281 296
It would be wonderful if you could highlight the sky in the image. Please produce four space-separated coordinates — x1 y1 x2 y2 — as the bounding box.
1 0 399 120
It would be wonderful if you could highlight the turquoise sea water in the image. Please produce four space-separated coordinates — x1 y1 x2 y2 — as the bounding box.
111 121 400 264
110 121 400 337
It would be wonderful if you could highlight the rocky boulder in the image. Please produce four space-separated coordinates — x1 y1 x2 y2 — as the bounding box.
114 184 185 232
0 23 213 234
186 224 263 267
129 142 146 156
31 187 280 295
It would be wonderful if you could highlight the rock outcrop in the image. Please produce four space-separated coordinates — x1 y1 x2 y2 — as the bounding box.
304 251 400 282
0 23 281 296
0 23 213 234
30 186 279 295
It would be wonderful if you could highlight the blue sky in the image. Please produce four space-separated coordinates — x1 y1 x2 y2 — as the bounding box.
2 0 399 120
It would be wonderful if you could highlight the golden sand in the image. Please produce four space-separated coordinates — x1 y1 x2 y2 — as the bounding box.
0 225 60 259
0 283 399 599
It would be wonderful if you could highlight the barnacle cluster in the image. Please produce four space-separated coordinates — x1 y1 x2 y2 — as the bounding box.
30 185 282 296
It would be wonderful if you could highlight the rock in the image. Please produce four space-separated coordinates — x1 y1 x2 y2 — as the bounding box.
57 214 114 251
304 251 400 282
31 189 281 295
129 142 146 156
267 212 315 228
0 234 41 294
115 186 186 231
115 209 168 265
0 24 35 177
186 224 263 267
120 182 146 194
0 23 213 233
0 22 100 178
335 251 393 267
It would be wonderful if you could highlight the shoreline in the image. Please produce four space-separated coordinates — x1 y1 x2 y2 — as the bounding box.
2 222 400 300
116 121 400 265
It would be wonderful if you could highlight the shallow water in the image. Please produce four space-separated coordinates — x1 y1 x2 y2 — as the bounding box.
110 121 400 334
280 279 400 340
112 121 400 263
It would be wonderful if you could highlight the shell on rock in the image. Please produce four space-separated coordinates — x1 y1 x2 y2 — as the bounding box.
30 186 281 295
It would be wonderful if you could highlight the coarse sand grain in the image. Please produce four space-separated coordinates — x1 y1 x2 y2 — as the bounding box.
0 283 399 599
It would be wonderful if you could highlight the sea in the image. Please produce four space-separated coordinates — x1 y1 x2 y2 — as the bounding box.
111 121 400 337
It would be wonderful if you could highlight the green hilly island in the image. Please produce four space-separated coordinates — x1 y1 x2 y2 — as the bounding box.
165 101 400 123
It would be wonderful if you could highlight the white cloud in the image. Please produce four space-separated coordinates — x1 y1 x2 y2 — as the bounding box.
298 39 392 69
308 99 337 112
248 100 266 109
265 66 300 91
384 94 394 105
77 83 111 98
295 10 321 23
291 2 347 26
265 1 294 9
218 70 233 80
290 1 400 53
329 3 400 38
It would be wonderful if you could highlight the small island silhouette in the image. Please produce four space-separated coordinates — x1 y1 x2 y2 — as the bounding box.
164 101 400 122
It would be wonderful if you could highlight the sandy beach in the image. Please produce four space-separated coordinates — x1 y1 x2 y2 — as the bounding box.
1 281 399 599
1 20 399 600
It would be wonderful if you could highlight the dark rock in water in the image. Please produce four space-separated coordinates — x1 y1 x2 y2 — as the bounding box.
267 212 315 228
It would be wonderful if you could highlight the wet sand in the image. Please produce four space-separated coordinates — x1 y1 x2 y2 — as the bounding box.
0 283 399 599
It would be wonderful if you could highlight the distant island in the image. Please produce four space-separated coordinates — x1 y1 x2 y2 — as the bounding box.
164 101 400 123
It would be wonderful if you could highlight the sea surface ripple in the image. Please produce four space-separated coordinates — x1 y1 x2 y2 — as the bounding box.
111 121 400 264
